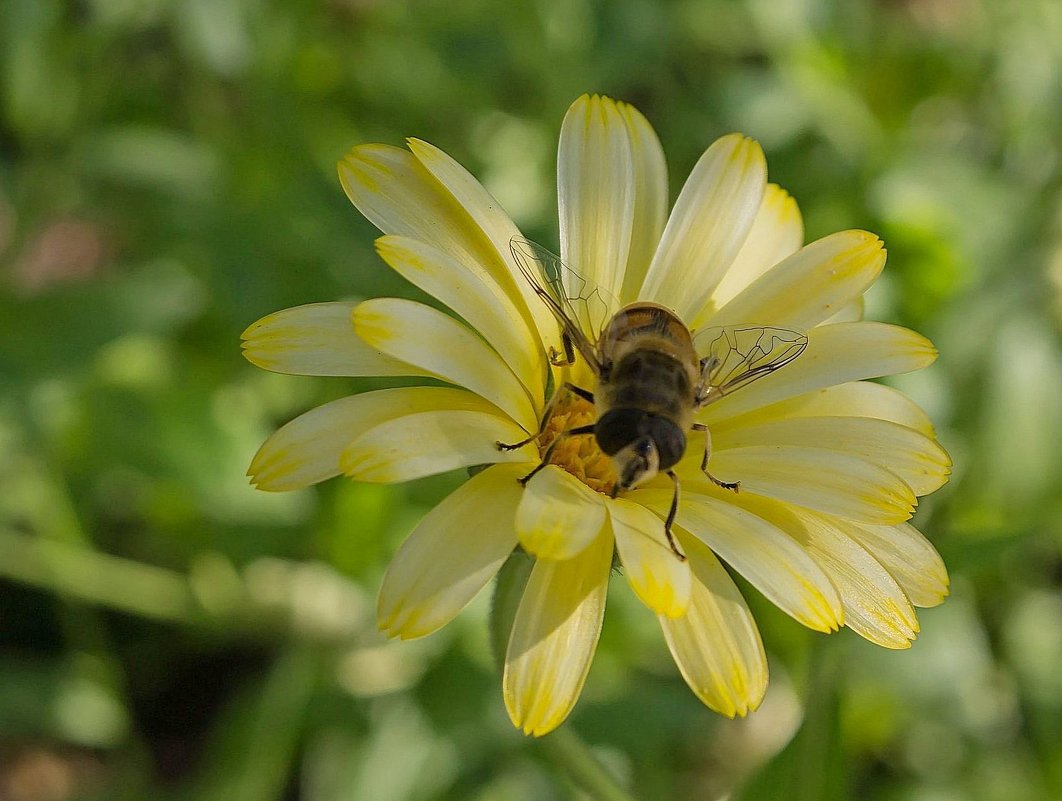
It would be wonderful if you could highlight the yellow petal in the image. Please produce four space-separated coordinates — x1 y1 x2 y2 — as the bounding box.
640 134 766 321
378 463 524 639
700 183 804 319
823 295 865 324
660 532 768 716
404 138 564 358
516 466 607 561
617 101 668 302
704 445 917 525
249 387 479 491
712 416 951 496
558 95 635 301
708 230 886 331
727 381 936 438
632 489 843 632
739 497 919 649
608 498 691 618
847 522 950 608
241 302 422 377
503 530 613 736
374 235 545 400
340 407 534 483
700 322 938 424
354 298 538 431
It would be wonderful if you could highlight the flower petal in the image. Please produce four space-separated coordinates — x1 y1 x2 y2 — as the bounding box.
403 138 563 356
339 142 563 359
375 236 545 399
516 466 607 560
699 322 938 424
823 296 865 324
558 95 634 301
739 497 919 649
340 407 534 483
704 446 917 525
660 532 768 716
503 530 613 736
640 134 766 321
727 381 936 437
618 102 668 301
354 298 538 431
707 230 886 331
249 387 480 491
241 302 422 377
846 522 950 608
699 183 804 321
608 498 691 618
378 463 525 639
712 417 951 496
632 489 843 632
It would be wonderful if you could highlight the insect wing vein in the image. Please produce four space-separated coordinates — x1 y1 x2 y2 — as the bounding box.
510 237 618 369
693 325 808 405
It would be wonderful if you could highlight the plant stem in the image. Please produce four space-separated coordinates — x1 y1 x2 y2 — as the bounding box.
538 726 640 801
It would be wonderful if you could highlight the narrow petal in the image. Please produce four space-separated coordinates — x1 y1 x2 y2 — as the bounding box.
337 143 563 358
847 522 950 608
378 463 525 639
698 183 804 320
704 446 917 525
618 102 668 301
712 417 951 496
340 407 534 483
375 236 545 399
558 95 635 301
354 298 538 431
338 144 490 265
248 387 481 491
726 381 936 437
640 134 766 321
241 303 423 377
660 532 768 716
699 322 938 424
739 497 919 648
503 530 613 736
404 138 563 356
632 489 843 632
608 498 691 618
707 230 886 331
516 466 607 560
823 296 865 324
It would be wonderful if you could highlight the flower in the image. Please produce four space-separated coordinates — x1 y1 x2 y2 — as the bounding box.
242 95 950 736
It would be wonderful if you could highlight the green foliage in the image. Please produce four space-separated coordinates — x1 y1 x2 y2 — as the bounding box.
2 0 1061 799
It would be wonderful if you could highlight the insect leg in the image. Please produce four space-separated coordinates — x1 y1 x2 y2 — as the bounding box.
517 423 596 486
663 469 687 561
548 332 577 366
691 422 740 493
496 382 595 451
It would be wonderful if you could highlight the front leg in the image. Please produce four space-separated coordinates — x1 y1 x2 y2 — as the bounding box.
516 424 596 486
496 382 595 451
548 332 578 366
691 422 740 492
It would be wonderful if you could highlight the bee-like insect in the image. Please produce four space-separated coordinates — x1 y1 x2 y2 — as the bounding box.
498 238 809 560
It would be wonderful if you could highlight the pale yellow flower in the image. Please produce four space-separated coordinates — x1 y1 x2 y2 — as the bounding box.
243 95 950 736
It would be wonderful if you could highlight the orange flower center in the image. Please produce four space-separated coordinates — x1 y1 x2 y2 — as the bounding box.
538 392 618 496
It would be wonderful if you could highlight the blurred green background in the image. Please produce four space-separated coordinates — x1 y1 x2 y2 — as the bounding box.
2 0 1061 799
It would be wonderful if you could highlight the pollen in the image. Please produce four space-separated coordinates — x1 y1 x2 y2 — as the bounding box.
539 391 618 496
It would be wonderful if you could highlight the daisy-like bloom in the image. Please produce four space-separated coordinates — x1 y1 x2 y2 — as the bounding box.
243 95 950 736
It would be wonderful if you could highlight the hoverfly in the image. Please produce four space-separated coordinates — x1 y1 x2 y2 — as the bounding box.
498 237 808 560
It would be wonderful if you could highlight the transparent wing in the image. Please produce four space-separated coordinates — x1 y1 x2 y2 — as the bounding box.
692 325 809 406
509 237 619 371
